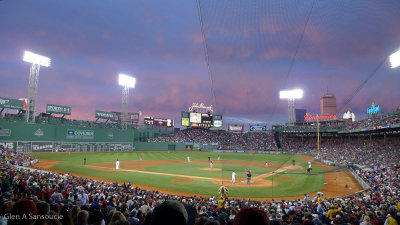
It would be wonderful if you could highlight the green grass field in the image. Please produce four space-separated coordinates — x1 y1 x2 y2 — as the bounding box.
30 151 325 198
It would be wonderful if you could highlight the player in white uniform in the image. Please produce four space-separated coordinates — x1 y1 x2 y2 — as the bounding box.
210 160 214 168
232 171 236 183
265 160 269 168
116 158 120 170
187 156 191 163
308 161 312 173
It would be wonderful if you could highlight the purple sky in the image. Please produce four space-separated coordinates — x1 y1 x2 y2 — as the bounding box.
1 0 400 126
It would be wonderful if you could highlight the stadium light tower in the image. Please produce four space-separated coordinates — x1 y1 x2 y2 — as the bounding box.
23 51 51 123
279 89 303 124
118 73 136 129
389 49 400 69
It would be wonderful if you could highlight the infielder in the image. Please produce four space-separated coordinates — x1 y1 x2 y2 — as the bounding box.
218 155 221 160
232 171 236 183
308 161 312 173
140 154 143 161
265 159 269 168
187 156 191 163
116 158 120 170
210 160 214 168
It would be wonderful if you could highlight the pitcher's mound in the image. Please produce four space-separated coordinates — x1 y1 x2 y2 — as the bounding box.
200 168 222 171
171 178 195 183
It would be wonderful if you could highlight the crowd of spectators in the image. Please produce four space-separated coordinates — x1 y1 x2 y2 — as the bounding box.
148 128 277 150
281 135 400 168
1 144 400 225
344 114 400 131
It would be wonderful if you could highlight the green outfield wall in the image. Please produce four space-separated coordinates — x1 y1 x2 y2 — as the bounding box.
0 121 134 152
133 142 188 151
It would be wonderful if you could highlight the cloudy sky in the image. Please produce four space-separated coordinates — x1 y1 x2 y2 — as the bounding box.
1 0 400 126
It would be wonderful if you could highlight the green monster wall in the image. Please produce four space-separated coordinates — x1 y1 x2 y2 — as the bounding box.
0 121 181 152
0 121 134 152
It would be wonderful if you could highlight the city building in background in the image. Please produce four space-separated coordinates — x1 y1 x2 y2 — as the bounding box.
295 109 307 123
320 93 336 116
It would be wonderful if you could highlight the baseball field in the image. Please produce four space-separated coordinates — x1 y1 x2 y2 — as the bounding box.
29 151 363 200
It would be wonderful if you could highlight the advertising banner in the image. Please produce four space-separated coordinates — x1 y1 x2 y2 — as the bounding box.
0 97 24 110
95 111 116 120
0 128 11 137
367 102 380 114
32 142 53 151
229 124 244 132
213 114 223 128
66 129 94 140
113 112 139 123
127 113 139 123
249 125 267 132
46 104 71 115
181 118 189 127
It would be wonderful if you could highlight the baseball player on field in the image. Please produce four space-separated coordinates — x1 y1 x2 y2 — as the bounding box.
232 171 236 183
210 160 214 168
265 159 269 168
116 158 120 170
187 156 191 163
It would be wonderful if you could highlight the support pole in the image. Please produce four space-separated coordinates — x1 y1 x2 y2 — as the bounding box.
121 86 129 129
26 63 40 123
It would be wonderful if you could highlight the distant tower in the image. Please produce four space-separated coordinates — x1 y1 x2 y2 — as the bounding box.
320 93 336 116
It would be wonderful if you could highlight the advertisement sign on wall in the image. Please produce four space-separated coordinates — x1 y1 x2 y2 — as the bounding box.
249 125 267 132
66 129 94 140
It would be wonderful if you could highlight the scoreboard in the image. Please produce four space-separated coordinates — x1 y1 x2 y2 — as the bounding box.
181 111 222 128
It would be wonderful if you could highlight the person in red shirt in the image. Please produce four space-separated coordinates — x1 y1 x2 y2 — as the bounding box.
210 160 214 168
265 160 269 168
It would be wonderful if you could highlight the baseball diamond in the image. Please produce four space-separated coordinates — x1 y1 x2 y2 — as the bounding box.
29 151 363 199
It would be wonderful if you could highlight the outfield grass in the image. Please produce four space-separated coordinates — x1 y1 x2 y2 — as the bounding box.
30 151 325 198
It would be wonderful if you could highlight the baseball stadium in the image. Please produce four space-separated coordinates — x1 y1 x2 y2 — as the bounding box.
1 1 400 225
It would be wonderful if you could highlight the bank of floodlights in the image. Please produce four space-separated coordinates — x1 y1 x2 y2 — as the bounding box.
390 49 400 69
118 73 136 129
280 89 303 124
23 51 51 67
118 73 136 88
23 50 51 123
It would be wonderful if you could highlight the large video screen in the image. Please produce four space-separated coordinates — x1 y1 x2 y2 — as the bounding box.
190 113 202 124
